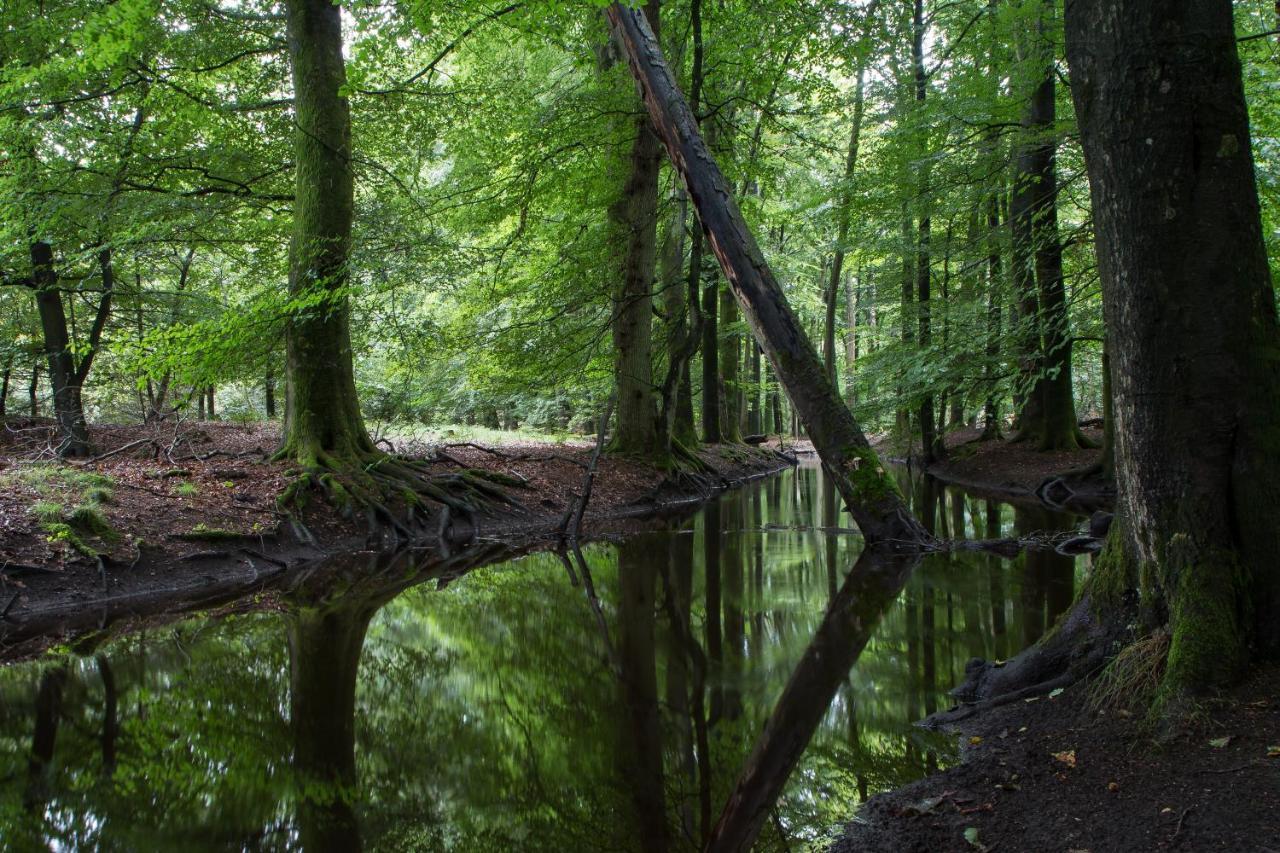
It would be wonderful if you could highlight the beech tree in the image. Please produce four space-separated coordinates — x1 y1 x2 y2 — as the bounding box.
1064 0 1280 698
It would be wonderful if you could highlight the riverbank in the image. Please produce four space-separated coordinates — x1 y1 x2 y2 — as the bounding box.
0 419 792 658
875 424 1113 510
832 664 1280 852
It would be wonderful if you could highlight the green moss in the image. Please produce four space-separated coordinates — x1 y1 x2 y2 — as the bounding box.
69 504 119 542
1157 544 1247 704
43 522 96 558
175 523 246 542
465 469 527 488
839 444 900 504
1084 526 1137 618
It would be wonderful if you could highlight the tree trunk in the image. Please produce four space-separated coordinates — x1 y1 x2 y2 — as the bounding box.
980 190 1004 439
609 0 663 458
606 4 925 545
30 241 90 456
265 371 277 419
1013 0 1082 450
718 284 742 442
280 0 374 465
913 0 939 464
28 363 38 416
0 359 10 418
1065 0 1280 693
831 66 867 407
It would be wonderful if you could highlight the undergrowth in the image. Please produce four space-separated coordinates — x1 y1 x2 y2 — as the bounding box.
2 463 119 558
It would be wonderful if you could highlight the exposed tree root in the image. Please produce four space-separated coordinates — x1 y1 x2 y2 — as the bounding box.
275 448 525 548
923 591 1124 728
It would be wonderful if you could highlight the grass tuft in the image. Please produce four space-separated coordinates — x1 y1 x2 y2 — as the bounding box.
1087 630 1171 716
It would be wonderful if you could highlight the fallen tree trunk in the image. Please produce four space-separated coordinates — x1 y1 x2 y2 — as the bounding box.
605 3 925 546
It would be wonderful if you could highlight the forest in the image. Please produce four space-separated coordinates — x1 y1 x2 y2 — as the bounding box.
1 0 1279 850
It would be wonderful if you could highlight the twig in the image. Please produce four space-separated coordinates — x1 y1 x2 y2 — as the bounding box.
443 441 510 458
559 394 615 540
1172 805 1193 839
1195 760 1264 774
1 592 19 620
81 438 155 464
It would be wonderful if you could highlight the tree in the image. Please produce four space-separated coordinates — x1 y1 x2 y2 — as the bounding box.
1010 0 1086 450
607 0 663 458
1000 0 1280 707
278 0 374 468
605 2 926 545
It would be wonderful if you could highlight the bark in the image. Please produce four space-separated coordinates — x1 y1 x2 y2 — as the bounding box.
913 0 940 464
687 0 719 446
844 270 859 407
1012 0 1083 450
609 0 663 457
280 0 375 464
1065 0 1280 688
606 3 926 545
747 341 761 434
28 363 38 416
0 358 10 418
31 241 90 456
980 191 1004 439
718 283 742 442
265 371 277 419
657 188 700 448
830 65 867 404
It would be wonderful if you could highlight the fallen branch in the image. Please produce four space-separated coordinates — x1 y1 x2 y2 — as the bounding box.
82 438 155 464
558 395 615 541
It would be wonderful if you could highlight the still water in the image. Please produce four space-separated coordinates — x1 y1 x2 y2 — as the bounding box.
0 464 1084 851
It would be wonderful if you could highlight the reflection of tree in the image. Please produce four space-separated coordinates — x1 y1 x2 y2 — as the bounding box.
24 663 69 815
707 550 921 853
1015 505 1077 647
615 533 667 853
288 600 374 851
986 500 1009 661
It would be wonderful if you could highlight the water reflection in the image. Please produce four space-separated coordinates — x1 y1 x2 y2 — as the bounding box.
0 464 1084 850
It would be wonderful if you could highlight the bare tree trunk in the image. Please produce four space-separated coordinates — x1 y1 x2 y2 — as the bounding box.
606 4 925 544
609 0 663 457
1013 0 1083 450
1065 0 1280 692
31 241 90 456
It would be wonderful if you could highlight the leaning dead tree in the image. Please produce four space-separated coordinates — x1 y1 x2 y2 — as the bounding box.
605 3 925 546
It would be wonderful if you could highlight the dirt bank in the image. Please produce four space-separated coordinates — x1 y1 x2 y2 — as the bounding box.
875 425 1114 511
0 419 792 659
832 665 1280 852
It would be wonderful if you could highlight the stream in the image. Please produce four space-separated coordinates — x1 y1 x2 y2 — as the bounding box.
0 462 1087 851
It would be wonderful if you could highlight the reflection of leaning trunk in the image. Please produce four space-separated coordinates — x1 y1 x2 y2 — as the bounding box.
707 551 920 853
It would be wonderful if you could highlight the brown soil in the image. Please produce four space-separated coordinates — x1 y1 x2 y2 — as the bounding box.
0 418 791 659
876 425 1113 510
832 665 1280 852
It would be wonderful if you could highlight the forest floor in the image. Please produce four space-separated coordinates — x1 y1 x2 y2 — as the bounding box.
875 423 1113 510
832 664 1280 852
0 417 792 658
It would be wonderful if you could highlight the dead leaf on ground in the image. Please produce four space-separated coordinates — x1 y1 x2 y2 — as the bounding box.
1052 750 1077 768
1208 735 1233 749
